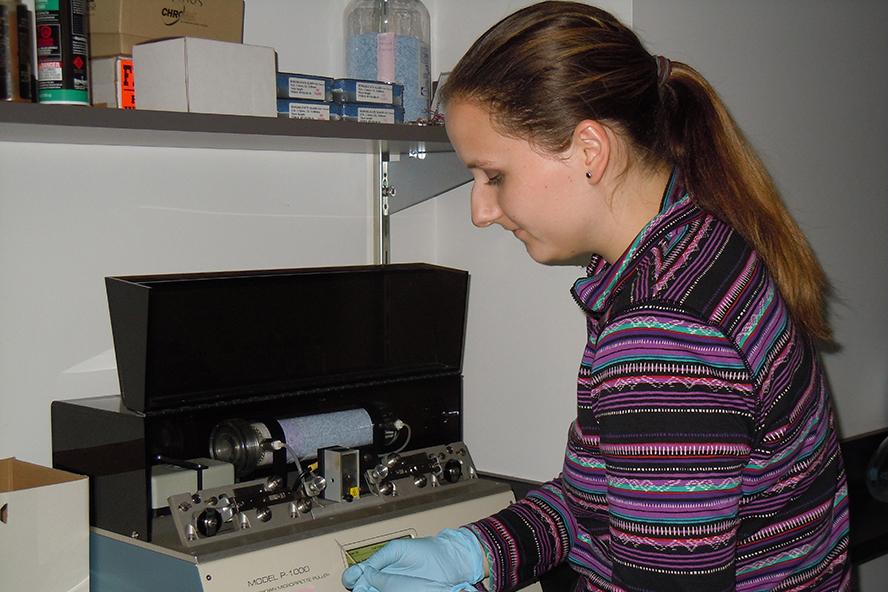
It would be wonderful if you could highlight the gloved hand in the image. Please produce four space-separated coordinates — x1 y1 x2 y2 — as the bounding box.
341 528 484 590
350 566 478 592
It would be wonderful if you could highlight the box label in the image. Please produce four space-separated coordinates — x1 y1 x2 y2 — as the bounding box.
287 103 330 121
355 81 392 105
356 106 395 124
118 57 134 109
288 78 325 101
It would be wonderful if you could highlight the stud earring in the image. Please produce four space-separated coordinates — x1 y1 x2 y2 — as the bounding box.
585 171 592 179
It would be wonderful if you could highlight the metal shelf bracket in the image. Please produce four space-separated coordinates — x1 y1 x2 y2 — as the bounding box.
387 147 472 215
373 142 471 264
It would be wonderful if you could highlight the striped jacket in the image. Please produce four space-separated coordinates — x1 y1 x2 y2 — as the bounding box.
468 172 850 591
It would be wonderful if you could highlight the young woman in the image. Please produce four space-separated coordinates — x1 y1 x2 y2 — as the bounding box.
343 2 850 591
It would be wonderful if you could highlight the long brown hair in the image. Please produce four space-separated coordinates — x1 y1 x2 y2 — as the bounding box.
441 1 831 342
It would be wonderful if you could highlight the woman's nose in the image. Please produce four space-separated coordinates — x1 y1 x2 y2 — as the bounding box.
471 184 501 228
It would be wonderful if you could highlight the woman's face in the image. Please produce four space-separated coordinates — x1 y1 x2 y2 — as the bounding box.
445 100 610 265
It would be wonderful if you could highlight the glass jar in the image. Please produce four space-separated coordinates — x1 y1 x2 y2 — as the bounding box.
344 0 431 122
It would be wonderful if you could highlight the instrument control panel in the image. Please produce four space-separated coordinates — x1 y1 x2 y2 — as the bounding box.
167 442 478 547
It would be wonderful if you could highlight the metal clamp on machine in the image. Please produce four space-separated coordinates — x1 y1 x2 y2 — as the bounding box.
50 264 543 592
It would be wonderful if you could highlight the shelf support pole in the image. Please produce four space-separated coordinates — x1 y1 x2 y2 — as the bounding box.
373 142 392 264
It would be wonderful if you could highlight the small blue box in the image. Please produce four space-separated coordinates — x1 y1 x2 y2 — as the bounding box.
333 78 404 107
338 102 404 124
276 73 334 102
277 99 338 121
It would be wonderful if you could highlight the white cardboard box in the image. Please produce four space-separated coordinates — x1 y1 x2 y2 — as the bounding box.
91 56 136 109
134 37 276 117
0 458 89 592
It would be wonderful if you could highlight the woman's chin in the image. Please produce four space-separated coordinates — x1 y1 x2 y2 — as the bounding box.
525 245 587 267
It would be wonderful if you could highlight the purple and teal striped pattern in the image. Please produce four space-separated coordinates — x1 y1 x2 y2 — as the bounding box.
468 171 850 591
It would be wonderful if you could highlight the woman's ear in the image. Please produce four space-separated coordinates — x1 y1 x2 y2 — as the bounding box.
574 120 610 184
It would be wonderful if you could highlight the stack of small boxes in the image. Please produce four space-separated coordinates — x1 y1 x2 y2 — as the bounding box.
275 72 335 120
333 78 405 123
277 73 405 124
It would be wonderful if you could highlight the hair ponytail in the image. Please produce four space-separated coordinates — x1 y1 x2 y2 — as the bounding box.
442 1 832 343
659 62 831 342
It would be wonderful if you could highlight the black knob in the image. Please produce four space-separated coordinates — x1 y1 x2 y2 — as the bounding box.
196 508 222 537
443 460 462 483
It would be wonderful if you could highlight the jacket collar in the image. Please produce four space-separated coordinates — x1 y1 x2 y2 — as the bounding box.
571 168 693 317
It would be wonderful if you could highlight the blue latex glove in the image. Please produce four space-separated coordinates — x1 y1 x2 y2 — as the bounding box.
351 566 478 592
341 528 484 590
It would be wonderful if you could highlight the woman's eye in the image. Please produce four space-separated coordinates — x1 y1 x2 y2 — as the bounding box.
486 174 503 186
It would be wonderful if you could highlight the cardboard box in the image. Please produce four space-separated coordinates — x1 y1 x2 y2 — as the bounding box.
0 458 89 592
91 56 136 109
134 37 276 117
89 0 245 58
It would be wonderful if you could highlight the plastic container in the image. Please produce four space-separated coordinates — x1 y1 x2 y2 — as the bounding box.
344 0 430 122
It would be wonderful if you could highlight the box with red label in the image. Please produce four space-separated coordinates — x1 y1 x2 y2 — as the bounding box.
91 56 135 109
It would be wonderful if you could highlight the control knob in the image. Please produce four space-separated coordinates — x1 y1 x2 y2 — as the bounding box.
443 459 462 483
195 508 222 537
303 474 327 497
264 475 285 493
369 464 389 482
256 506 272 523
216 495 235 522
